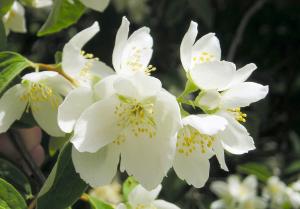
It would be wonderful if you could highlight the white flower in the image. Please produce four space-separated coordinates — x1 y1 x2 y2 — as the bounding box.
80 0 110 12
58 21 114 133
286 187 300 208
173 114 228 188
2 1 26 34
112 17 154 75
0 71 72 136
70 73 181 190
180 21 221 72
194 62 268 156
210 175 266 209
30 0 52 8
263 176 288 206
116 184 180 209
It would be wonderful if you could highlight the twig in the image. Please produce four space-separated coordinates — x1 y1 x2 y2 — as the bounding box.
28 198 37 209
8 130 46 187
226 0 268 61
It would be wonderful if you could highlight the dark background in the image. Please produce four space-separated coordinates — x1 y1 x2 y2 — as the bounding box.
6 0 300 208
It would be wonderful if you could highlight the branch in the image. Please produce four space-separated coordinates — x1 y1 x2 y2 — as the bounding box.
226 0 268 61
8 130 45 187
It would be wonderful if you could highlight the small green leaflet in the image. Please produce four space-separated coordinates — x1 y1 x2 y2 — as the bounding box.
36 142 88 209
0 0 14 17
237 162 272 182
0 52 34 95
88 195 114 209
38 0 85 36
0 178 27 209
122 177 138 202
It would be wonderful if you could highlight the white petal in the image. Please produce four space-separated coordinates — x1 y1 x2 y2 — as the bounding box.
210 181 229 198
226 63 257 89
192 33 221 63
182 114 227 136
153 200 180 209
221 82 269 109
180 21 198 71
189 61 235 90
113 74 162 100
210 200 226 209
243 175 258 192
31 96 65 137
32 0 52 8
94 74 119 99
113 17 130 73
120 27 153 74
23 71 73 96
72 144 120 187
120 135 176 190
71 95 122 152
58 87 94 133
129 185 162 206
213 138 228 171
89 60 115 79
0 85 27 133
196 89 221 111
3 1 26 33
217 112 255 154
173 150 210 188
62 22 99 76
80 0 110 12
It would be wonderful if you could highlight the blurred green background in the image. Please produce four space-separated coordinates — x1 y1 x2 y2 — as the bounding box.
5 0 300 208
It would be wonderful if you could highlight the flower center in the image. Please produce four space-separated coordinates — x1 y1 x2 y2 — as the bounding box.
192 51 215 65
113 96 156 143
176 126 215 156
227 108 247 122
78 50 99 79
20 81 59 112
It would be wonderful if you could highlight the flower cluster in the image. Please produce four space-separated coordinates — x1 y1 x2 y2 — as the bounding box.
0 17 268 191
210 175 300 209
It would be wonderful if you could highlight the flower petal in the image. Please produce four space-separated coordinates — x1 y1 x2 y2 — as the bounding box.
0 85 26 133
129 185 161 206
221 82 269 109
120 135 176 190
113 17 130 73
173 150 210 188
72 144 120 187
80 0 110 12
89 60 115 79
226 63 257 89
31 95 64 137
210 181 229 198
180 21 198 71
120 27 153 74
153 200 180 209
62 22 99 76
71 95 122 152
212 138 228 171
192 33 221 64
189 61 235 90
217 112 255 154
94 74 119 99
58 87 94 133
113 74 162 100
182 114 227 136
115 203 127 209
3 1 26 33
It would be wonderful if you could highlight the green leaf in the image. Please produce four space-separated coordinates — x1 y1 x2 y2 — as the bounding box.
237 162 272 182
37 142 88 209
285 161 300 175
0 21 7 51
0 178 27 209
122 177 138 202
0 159 32 200
48 135 69 157
0 0 14 17
87 195 114 209
0 52 34 95
38 0 85 36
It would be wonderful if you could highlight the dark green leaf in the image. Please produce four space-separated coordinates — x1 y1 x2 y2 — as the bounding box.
0 21 6 51
38 0 85 36
0 178 27 209
0 0 14 17
237 162 272 182
0 52 34 95
36 142 88 209
284 161 300 175
88 195 114 209
0 159 32 200
122 177 138 202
